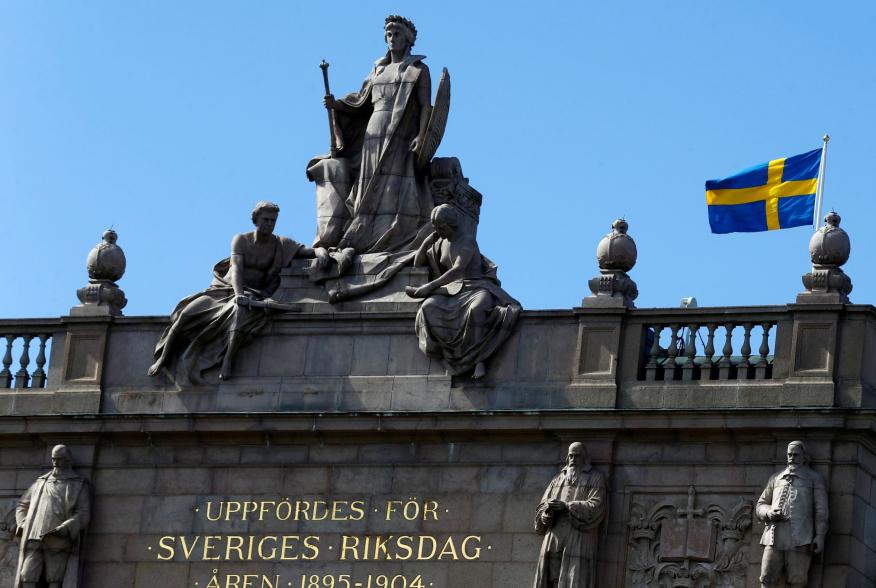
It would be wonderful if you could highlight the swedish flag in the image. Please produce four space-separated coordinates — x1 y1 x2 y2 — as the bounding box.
706 148 821 234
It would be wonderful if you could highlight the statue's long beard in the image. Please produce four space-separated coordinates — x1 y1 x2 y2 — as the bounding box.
564 466 581 485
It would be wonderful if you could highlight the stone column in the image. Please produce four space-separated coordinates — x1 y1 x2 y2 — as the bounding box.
786 211 852 407
570 219 639 407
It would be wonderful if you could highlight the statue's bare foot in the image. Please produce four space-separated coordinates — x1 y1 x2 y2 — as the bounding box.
147 359 164 376
472 362 487 379
219 361 232 381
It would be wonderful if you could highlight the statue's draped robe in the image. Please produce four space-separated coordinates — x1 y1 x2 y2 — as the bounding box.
533 466 606 588
308 53 433 254
14 471 90 588
414 234 521 375
151 236 302 386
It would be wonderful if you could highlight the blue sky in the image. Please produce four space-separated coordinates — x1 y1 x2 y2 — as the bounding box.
2 1 875 317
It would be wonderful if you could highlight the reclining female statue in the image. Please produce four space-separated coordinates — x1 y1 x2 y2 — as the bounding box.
148 201 327 386
405 204 521 379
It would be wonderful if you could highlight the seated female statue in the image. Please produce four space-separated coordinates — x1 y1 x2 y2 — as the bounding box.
405 204 521 379
148 201 327 386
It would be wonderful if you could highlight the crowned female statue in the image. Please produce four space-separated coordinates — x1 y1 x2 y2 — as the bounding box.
308 15 447 256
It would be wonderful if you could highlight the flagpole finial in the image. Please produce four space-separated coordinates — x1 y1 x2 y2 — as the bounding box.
823 134 830 143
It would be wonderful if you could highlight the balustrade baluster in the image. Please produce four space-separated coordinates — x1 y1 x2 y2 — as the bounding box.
645 325 663 381
682 324 698 381
738 323 753 379
0 335 14 388
718 323 734 380
664 324 680 380
701 324 717 380
31 334 49 388
14 335 33 389
755 322 773 379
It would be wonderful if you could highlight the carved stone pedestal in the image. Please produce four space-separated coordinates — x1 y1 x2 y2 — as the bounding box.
71 279 127 316
276 258 429 312
584 269 639 308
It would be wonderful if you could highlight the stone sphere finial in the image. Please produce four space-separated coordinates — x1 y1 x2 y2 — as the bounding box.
809 209 850 267
596 218 637 272
86 229 127 282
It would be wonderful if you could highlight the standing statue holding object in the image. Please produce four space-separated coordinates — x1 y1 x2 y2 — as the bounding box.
309 15 448 255
14 445 91 588
756 440 828 587
533 442 607 588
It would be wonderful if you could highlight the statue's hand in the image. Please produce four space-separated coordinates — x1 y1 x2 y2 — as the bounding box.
410 136 422 154
323 94 337 110
235 294 252 307
14 525 22 538
812 534 824 554
548 499 567 513
768 507 784 522
405 286 429 299
315 247 331 269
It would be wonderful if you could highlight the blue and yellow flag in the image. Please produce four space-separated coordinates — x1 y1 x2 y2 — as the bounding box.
705 148 821 234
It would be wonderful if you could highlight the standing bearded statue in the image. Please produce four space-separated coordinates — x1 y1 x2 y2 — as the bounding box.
14 445 91 588
533 442 607 588
756 440 829 587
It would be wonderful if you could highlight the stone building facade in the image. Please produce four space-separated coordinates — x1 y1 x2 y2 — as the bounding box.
1 247 875 587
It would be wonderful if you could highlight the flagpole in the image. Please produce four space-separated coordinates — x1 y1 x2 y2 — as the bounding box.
813 134 830 228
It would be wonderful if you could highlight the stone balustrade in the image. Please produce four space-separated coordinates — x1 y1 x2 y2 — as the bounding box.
0 319 59 389
0 300 873 415
638 309 785 382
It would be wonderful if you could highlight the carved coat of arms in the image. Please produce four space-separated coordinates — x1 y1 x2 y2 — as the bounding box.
626 487 753 588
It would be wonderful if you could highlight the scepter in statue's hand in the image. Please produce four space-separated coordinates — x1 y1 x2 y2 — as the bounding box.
320 60 339 158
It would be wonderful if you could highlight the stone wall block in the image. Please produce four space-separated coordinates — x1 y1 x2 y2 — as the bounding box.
511 532 542 562
280 467 331 494
140 495 197 533
331 466 392 494
240 445 309 465
520 465 558 492
490 561 531 587
83 533 127 562
350 334 390 376
387 334 430 375
470 493 505 532
134 562 189 588
85 562 136 588
257 334 307 377
88 495 145 536
477 532 512 561
448 561 492 587
304 335 354 376
92 467 155 496
502 494 539 532
154 467 212 494
427 495 473 532
391 465 440 492
438 466 479 492
389 377 451 410
359 443 416 464
309 444 359 464
213 467 282 494
480 466 524 493
514 324 552 381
